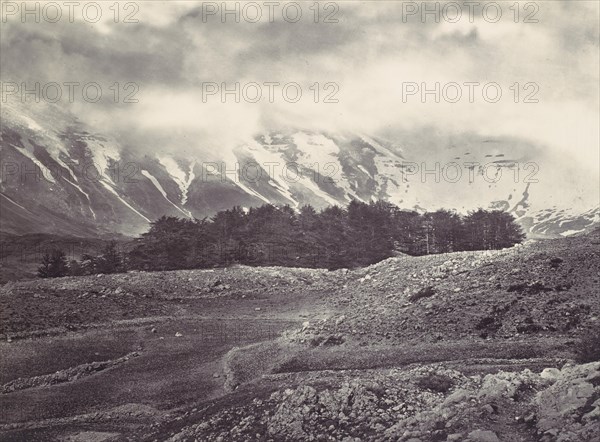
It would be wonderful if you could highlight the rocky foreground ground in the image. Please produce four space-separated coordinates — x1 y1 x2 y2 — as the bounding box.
167 360 600 442
0 231 599 441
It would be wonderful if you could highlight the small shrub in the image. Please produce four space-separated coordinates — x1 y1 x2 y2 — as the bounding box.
409 286 436 302
309 334 343 346
517 317 543 334
309 336 324 347
365 382 386 397
554 282 572 292
273 356 305 373
574 325 600 363
321 334 344 346
549 257 563 268
507 281 552 295
416 373 455 393
475 316 502 338
475 316 496 330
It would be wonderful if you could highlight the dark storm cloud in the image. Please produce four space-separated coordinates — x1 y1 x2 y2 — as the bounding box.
0 17 189 85
0 0 597 199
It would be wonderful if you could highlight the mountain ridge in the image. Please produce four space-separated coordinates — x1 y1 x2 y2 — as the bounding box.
1 101 597 238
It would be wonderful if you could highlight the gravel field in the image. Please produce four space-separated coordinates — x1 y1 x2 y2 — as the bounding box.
1 231 598 441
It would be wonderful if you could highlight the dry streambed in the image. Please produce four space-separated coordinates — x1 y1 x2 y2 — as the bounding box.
0 317 297 441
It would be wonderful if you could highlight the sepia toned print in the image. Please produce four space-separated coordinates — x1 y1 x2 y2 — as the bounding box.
1 1 599 441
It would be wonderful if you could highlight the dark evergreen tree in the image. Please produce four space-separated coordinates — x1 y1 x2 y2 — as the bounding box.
318 205 350 269
428 209 463 253
295 204 323 267
80 253 97 274
463 209 491 250
391 210 423 255
462 209 524 250
487 210 526 249
68 259 84 276
96 240 123 274
211 207 249 264
37 248 68 278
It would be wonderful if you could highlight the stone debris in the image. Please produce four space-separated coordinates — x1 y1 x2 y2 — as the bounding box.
168 361 600 442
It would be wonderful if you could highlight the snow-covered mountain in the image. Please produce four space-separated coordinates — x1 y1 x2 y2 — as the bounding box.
1 101 597 238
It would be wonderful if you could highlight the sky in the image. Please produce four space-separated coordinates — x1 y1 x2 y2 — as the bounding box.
1 0 599 210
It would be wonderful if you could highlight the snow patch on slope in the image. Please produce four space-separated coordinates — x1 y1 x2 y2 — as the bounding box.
1 193 30 212
292 132 339 168
360 135 406 202
18 140 56 184
141 170 192 218
63 179 97 219
291 132 355 204
157 156 195 205
561 229 586 237
99 180 150 222
82 137 121 176
242 139 298 206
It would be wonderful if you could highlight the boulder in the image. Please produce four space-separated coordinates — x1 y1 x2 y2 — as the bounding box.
540 368 560 381
536 362 600 436
467 429 500 442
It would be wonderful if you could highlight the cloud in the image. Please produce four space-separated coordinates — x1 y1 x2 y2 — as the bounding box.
1 0 598 208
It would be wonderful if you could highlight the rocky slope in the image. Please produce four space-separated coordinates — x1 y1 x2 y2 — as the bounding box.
166 361 600 442
143 230 600 442
294 234 599 346
2 230 598 441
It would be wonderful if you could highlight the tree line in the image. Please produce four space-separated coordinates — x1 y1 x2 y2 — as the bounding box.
38 200 525 277
37 241 125 278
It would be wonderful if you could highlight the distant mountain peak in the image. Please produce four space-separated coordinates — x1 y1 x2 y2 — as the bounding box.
1 105 597 238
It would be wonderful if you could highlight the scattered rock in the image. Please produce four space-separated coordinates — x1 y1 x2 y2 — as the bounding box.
321 334 344 346
481 404 496 414
467 429 500 442
540 367 560 381
523 412 536 423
